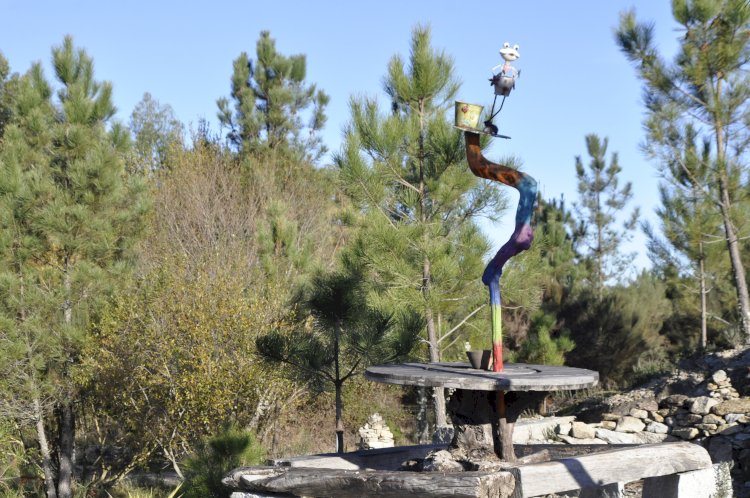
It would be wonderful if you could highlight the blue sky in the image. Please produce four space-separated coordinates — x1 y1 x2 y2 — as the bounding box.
1 1 681 271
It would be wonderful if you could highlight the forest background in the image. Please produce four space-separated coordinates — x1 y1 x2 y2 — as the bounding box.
1 0 749 497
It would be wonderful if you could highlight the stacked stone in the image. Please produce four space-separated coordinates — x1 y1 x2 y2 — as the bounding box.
655 370 747 441
357 413 395 450
708 369 741 400
552 398 672 445
544 370 749 445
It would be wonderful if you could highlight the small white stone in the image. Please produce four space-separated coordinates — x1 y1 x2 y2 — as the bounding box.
724 413 749 424
615 416 646 433
598 420 617 430
646 421 669 434
712 370 728 383
689 396 719 415
571 421 597 440
629 408 649 419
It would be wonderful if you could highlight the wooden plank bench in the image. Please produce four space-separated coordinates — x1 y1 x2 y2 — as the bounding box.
225 441 716 498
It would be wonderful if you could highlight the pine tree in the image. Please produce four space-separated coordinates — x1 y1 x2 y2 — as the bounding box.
336 25 506 430
617 0 750 342
0 51 17 139
535 195 582 306
217 31 329 162
0 37 148 497
573 134 639 300
256 269 420 453
643 124 725 350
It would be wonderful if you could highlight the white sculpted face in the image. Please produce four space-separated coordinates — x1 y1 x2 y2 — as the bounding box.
499 42 520 62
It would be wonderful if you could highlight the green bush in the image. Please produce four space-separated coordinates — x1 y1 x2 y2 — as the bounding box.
181 425 265 498
515 311 574 366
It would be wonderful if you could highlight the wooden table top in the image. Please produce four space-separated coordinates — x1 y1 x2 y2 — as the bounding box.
365 362 599 392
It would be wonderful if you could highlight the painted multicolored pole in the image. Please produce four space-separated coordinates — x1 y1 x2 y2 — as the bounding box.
464 131 537 372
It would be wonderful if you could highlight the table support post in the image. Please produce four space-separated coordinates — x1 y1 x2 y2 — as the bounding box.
448 389 547 463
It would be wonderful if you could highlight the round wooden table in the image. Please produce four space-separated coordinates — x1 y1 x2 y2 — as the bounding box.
365 362 599 462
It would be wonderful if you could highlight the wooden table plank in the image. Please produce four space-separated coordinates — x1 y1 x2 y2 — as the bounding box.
365 362 598 391
509 442 712 498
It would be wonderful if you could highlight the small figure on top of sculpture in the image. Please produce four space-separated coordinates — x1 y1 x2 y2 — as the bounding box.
491 42 520 97
484 42 520 136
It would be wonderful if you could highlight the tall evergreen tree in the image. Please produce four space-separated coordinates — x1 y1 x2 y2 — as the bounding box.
0 37 148 497
643 124 725 350
617 0 750 342
336 25 506 430
0 52 17 140
573 134 639 301
536 195 582 306
217 31 329 162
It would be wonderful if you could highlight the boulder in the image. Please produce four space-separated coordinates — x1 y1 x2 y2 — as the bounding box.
689 396 719 415
637 399 659 412
672 427 700 440
713 398 750 416
646 421 669 434
650 411 665 423
629 408 649 419
571 421 597 440
702 413 724 425
615 416 646 433
595 428 641 444
598 420 617 430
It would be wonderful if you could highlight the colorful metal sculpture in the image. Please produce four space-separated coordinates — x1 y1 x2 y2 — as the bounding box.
456 44 537 372
465 132 537 372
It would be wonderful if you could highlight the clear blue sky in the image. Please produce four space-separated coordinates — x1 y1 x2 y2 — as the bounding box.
2 1 681 272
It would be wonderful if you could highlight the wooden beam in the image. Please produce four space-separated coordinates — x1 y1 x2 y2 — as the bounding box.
235 467 516 498
509 442 712 498
267 444 447 471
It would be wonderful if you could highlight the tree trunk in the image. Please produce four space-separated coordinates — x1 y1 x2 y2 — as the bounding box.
335 381 344 454
424 260 447 428
698 243 707 350
34 398 58 498
334 320 345 453
717 179 750 342
715 112 750 342
57 402 75 498
416 98 447 429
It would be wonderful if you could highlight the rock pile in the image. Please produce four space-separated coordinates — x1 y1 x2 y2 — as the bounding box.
708 369 741 400
520 367 750 496
357 413 395 450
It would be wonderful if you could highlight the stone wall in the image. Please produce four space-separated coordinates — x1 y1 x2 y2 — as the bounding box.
524 367 750 497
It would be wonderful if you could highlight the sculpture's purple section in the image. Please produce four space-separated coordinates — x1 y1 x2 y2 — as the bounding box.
482 173 537 292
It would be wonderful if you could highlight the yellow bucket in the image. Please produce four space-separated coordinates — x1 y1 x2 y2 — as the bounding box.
454 101 483 130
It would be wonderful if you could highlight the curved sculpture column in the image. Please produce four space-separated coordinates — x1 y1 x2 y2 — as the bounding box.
464 131 537 373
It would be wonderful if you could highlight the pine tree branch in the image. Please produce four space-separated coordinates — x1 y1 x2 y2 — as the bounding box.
437 305 484 344
339 357 363 383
